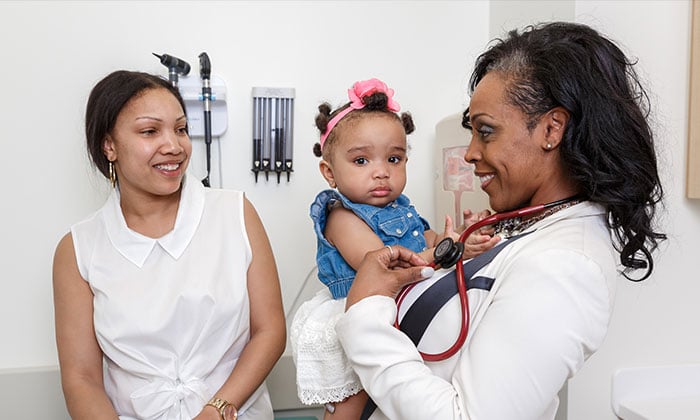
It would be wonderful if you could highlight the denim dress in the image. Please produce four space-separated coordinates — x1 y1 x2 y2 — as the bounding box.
310 189 430 299
290 189 431 406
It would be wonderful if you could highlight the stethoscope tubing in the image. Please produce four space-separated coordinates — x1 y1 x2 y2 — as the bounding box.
394 265 469 362
395 196 579 362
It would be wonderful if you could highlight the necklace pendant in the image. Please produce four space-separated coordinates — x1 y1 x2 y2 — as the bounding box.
493 199 581 239
495 217 522 238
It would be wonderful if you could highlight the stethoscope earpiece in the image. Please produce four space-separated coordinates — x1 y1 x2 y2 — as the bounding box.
433 237 464 269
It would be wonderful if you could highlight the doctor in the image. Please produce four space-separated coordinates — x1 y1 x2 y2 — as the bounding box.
335 22 666 419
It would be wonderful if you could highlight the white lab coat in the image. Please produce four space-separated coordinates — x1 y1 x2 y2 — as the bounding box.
336 202 617 420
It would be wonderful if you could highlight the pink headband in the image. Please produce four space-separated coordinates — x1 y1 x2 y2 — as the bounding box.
319 78 401 150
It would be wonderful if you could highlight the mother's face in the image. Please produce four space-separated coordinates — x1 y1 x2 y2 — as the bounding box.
464 72 553 212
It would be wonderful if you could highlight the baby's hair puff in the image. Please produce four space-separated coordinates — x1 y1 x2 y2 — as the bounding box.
313 78 414 158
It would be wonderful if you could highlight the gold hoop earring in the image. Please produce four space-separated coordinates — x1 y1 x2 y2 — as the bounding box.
108 161 116 188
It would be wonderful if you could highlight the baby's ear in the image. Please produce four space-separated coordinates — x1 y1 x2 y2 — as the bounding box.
319 160 336 188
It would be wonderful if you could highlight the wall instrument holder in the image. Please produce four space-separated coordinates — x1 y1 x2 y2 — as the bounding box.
252 87 295 183
154 51 228 187
178 75 228 138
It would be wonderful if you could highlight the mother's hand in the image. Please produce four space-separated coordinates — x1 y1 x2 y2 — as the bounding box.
345 245 435 309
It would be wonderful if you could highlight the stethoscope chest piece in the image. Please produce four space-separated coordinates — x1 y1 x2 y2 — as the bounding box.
433 237 464 269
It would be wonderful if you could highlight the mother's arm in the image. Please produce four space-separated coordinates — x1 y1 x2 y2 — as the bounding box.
53 233 118 419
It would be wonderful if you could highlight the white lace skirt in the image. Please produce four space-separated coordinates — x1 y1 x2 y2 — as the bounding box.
290 288 363 405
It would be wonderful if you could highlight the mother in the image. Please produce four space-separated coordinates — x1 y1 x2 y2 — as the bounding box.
53 71 285 420
336 22 666 419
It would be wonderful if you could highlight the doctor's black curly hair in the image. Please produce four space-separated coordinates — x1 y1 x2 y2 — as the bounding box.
463 21 666 281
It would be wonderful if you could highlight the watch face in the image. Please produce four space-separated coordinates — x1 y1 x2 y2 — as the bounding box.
222 404 237 420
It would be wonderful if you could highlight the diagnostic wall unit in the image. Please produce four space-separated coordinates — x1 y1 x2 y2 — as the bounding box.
252 87 295 183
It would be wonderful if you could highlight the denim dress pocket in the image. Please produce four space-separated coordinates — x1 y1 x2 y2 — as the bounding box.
378 216 410 239
378 215 427 252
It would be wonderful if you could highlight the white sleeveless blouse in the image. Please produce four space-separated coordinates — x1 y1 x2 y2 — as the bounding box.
71 177 272 419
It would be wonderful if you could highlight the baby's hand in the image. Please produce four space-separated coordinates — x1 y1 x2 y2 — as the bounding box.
431 211 500 262
460 208 492 232
436 214 460 244
461 208 499 259
420 215 462 264
463 230 500 259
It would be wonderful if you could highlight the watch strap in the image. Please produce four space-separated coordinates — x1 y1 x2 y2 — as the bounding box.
206 397 238 420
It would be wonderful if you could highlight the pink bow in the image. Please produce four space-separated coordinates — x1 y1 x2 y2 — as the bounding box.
347 78 401 112
320 78 401 149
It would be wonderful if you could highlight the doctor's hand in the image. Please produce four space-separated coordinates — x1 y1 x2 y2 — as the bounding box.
345 245 434 310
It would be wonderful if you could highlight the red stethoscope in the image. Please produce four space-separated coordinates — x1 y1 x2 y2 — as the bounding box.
394 196 579 362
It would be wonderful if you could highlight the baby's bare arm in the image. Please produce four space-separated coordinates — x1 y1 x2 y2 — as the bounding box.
326 207 385 270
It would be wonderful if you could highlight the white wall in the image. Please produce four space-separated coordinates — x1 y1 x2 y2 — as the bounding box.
1 1 698 419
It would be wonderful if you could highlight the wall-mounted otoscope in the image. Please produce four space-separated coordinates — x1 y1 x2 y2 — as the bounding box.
199 52 213 187
152 52 191 87
151 51 228 187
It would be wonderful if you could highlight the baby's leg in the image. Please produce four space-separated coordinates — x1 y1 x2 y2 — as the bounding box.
324 390 368 420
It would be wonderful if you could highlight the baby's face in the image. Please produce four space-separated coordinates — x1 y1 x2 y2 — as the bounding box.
325 114 408 207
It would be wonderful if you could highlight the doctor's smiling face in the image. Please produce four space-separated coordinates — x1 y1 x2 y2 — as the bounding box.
464 72 568 212
102 87 191 200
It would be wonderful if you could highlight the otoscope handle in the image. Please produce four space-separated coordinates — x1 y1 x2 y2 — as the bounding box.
197 52 213 187
203 111 212 146
201 80 212 110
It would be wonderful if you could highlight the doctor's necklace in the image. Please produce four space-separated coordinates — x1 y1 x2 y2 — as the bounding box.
493 198 582 238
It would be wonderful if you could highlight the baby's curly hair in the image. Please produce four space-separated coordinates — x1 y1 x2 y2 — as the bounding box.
313 91 415 159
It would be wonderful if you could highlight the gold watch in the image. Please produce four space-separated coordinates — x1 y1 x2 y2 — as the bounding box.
206 397 238 420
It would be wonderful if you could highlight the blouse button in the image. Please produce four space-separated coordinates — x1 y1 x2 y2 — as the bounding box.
396 228 402 234
412 231 419 236
407 212 413 218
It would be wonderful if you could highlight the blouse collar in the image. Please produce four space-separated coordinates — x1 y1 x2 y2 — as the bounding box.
103 175 205 268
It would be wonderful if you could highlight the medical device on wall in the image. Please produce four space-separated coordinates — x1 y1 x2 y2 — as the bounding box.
177 74 228 139
152 51 228 140
252 87 295 183
434 113 490 224
198 52 213 187
153 52 228 189
153 53 191 87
